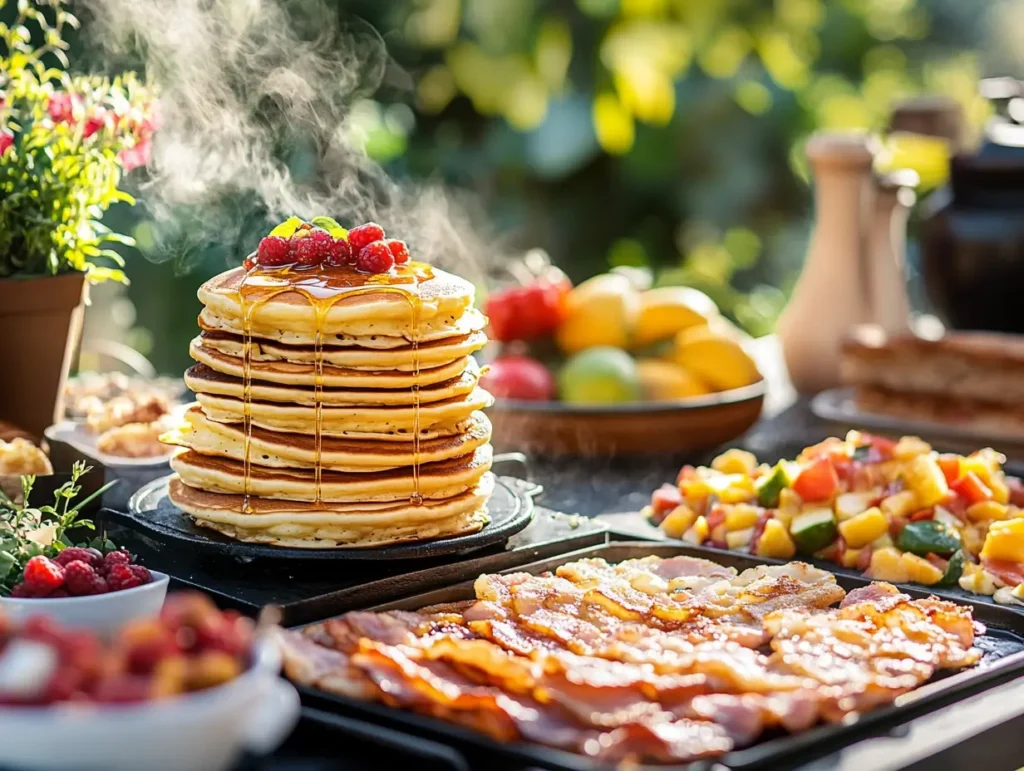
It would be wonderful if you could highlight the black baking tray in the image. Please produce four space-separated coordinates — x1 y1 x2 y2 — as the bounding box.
294 541 1024 771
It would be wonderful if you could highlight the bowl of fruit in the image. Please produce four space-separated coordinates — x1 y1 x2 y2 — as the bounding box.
0 464 169 633
0 593 300 771
481 259 765 456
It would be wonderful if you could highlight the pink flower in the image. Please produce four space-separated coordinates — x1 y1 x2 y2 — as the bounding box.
48 92 76 123
83 110 109 139
118 136 151 172
0 129 13 156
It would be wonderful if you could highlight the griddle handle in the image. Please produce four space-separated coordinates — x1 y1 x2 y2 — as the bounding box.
298 707 472 771
492 452 543 499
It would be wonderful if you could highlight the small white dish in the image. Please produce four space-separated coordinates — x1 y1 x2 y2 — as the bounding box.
0 570 170 634
0 639 300 771
44 404 186 469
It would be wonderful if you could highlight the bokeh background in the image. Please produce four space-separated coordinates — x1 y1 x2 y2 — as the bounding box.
67 0 1024 376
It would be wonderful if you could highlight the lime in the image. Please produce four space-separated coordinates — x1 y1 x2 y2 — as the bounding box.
558 347 641 405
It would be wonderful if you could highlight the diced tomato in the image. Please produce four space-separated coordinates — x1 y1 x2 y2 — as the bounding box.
856 545 874 572
706 503 727 533
748 511 771 554
831 456 857 485
1007 476 1024 508
651 484 683 517
792 457 840 503
937 455 961 485
889 515 908 541
909 508 935 522
981 558 1024 587
942 495 968 522
952 471 993 505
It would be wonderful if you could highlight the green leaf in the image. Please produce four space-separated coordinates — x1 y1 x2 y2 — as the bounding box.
311 216 348 239
269 216 303 238
0 551 15 581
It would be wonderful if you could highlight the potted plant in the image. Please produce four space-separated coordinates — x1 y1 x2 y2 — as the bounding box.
0 0 154 436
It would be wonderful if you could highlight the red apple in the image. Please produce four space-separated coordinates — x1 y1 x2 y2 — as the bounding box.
480 356 555 401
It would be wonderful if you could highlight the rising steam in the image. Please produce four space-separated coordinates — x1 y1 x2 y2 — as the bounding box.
82 0 491 283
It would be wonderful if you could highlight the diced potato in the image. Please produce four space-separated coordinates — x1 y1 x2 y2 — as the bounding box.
704 474 757 504
726 527 755 550
994 587 1024 606
710 523 727 544
967 501 1010 522
1011 583 1024 602
980 519 1024 563
755 519 796 560
866 547 910 583
990 474 1010 505
901 455 950 508
841 547 864 569
683 515 709 545
959 567 999 595
773 507 795 530
838 507 888 548
835 492 878 522
881 490 919 520
711 449 758 475
661 505 698 540
725 504 761 532
962 523 988 557
893 436 932 460
872 533 895 550
778 488 802 511
900 552 944 585
933 506 961 529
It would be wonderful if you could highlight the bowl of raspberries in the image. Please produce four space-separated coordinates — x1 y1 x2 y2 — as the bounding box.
0 592 299 771
0 548 169 633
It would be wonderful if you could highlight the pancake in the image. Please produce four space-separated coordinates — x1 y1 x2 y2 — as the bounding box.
195 388 494 436
197 265 476 337
184 362 481 407
196 330 488 371
170 445 492 502
190 338 471 389
168 474 493 548
198 307 487 348
164 406 492 471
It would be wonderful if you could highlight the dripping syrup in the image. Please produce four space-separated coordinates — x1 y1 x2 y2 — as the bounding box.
237 259 433 512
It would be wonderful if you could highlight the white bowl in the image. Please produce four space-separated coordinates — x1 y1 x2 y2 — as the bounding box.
0 571 170 634
0 640 300 771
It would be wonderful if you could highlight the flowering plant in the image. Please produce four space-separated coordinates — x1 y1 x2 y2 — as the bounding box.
0 0 155 283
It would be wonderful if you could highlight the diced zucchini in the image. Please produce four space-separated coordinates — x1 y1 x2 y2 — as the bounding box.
756 462 794 508
755 519 796 560
724 504 761 532
712 449 758 475
838 507 888 548
790 508 838 555
901 455 950 508
726 527 755 550
896 521 962 557
661 505 698 540
937 550 966 587
835 491 878 522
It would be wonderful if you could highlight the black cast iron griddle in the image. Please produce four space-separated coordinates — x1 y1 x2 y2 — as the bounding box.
110 472 535 562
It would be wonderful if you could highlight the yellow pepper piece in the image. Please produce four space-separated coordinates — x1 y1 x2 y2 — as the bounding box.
661 505 697 540
711 448 758 475
901 454 950 508
838 507 888 548
980 519 1024 563
967 501 1010 522
755 518 796 559
725 504 761 532
682 515 709 545
900 552 944 585
893 436 932 461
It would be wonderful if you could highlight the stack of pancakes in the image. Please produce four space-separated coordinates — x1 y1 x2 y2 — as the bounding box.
164 265 494 548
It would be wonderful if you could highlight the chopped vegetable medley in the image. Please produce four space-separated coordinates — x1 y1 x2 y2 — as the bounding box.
645 432 1024 602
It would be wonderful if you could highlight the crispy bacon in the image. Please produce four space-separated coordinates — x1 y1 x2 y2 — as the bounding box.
277 556 982 764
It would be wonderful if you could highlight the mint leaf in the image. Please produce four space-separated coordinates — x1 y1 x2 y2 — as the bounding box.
268 216 303 238
311 216 348 239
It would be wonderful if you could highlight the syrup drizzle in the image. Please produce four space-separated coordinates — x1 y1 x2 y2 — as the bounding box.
237 260 432 511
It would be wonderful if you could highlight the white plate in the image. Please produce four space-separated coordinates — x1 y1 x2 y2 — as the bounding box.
811 387 1024 448
44 404 186 468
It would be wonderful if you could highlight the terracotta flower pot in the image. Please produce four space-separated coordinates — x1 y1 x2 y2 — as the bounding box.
0 273 87 438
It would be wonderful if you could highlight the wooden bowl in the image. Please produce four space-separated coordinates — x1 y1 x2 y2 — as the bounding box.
486 381 766 457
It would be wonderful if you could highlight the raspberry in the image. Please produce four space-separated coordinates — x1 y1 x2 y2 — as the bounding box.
23 556 65 592
356 241 395 274
128 564 152 585
348 222 385 251
102 550 132 575
325 237 353 267
53 547 103 569
93 675 153 704
64 561 107 596
307 228 334 260
107 564 146 592
50 589 70 598
256 235 291 267
290 234 322 267
387 239 410 264
10 582 35 597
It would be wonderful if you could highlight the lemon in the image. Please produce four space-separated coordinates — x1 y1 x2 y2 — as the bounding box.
555 273 640 354
558 346 641 405
636 359 711 401
672 326 761 392
632 286 718 348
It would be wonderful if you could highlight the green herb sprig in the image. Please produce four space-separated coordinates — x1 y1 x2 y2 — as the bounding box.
0 461 117 596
